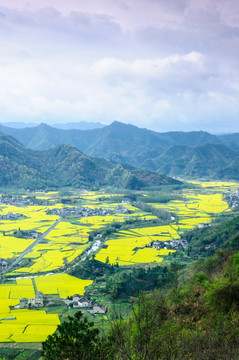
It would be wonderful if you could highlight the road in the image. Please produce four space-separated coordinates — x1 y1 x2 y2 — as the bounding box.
1 217 62 275
6 238 102 281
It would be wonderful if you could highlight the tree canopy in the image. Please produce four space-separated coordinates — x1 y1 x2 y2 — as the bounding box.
42 311 101 360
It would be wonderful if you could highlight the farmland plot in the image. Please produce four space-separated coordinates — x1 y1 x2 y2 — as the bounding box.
0 183 238 342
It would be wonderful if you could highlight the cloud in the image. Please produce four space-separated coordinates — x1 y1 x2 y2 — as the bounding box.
92 52 210 96
0 46 238 133
0 0 238 132
0 5 123 47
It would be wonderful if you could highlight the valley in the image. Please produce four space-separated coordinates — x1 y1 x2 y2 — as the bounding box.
1 1 239 357
0 180 238 358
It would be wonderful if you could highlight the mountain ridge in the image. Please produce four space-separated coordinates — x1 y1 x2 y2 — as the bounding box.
0 132 180 189
0 121 105 130
1 121 239 180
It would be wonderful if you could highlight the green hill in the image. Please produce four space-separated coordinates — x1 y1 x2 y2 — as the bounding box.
1 121 239 180
0 132 180 189
152 143 238 177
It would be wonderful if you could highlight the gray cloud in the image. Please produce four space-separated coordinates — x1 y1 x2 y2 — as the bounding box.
0 0 238 133
2 7 121 38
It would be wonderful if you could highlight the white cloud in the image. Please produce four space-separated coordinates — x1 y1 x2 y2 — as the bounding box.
0 47 238 132
92 52 205 81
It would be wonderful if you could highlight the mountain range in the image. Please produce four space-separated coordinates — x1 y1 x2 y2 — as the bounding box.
0 121 239 180
0 132 179 189
0 121 105 130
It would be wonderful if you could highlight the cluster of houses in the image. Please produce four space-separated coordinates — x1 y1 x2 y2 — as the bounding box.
0 195 34 206
0 195 48 207
14 229 41 239
14 292 44 309
46 205 130 217
64 295 107 314
0 212 25 220
224 190 239 210
14 292 107 315
113 204 130 214
148 238 188 250
46 206 111 217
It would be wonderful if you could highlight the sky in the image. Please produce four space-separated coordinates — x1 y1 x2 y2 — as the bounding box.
0 0 239 133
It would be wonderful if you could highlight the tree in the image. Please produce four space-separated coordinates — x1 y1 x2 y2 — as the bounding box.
108 290 169 360
42 311 101 360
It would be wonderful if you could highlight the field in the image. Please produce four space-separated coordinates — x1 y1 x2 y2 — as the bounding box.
95 225 178 265
0 194 157 276
0 278 59 342
0 181 238 344
95 184 234 264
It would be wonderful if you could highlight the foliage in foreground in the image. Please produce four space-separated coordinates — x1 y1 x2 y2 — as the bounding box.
42 311 102 360
42 249 239 360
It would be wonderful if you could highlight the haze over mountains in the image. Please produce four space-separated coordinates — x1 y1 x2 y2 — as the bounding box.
0 121 105 130
0 121 239 181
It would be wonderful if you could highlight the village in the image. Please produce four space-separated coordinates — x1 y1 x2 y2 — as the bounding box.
224 190 239 210
46 204 130 217
0 212 25 220
147 238 188 250
0 195 50 207
14 291 107 315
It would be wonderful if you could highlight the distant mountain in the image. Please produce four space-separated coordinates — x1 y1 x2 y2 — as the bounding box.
0 121 224 161
0 121 223 152
151 143 238 178
218 133 239 151
52 121 105 130
0 132 180 189
0 121 105 130
1 121 239 180
0 123 102 151
0 122 38 128
215 156 239 180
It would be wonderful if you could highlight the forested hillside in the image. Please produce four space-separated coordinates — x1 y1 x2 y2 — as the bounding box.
1 121 239 180
0 132 179 189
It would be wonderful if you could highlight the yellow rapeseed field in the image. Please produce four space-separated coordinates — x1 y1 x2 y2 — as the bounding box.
0 278 60 342
35 274 93 298
0 184 236 342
